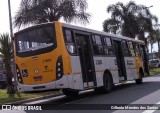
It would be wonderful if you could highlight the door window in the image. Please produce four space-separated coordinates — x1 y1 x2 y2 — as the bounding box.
92 35 104 55
64 30 77 54
103 37 114 56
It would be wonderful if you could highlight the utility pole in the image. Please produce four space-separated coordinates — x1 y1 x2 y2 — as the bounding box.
8 0 17 93
8 0 13 38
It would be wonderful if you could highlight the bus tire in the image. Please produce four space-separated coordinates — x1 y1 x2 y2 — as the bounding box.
101 73 113 93
135 70 143 84
62 89 79 96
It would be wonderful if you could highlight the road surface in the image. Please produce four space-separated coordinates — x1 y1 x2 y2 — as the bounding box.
1 74 160 113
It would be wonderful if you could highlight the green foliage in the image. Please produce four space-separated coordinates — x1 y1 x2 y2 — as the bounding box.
0 33 15 94
103 1 158 39
148 29 159 44
152 29 160 43
150 68 160 75
0 33 13 65
148 29 160 57
14 0 91 28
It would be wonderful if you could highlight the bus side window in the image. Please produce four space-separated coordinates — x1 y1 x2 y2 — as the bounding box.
122 41 130 56
128 42 135 57
65 30 74 43
92 35 104 55
64 30 77 54
103 37 114 56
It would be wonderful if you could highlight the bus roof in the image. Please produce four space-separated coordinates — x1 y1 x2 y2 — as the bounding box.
63 23 144 44
14 21 144 45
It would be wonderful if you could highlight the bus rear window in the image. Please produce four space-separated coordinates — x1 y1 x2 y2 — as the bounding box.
15 24 56 57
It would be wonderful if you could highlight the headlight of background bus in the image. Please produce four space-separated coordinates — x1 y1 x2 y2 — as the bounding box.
66 44 77 54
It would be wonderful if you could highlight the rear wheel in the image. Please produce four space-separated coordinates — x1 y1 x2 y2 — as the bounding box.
62 89 79 96
102 74 113 93
95 73 113 93
135 71 143 84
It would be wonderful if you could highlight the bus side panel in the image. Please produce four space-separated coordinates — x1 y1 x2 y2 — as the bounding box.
93 57 119 87
70 56 84 90
110 70 119 83
124 57 137 80
70 56 82 74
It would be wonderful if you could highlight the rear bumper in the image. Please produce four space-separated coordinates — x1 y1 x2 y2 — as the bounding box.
17 75 68 92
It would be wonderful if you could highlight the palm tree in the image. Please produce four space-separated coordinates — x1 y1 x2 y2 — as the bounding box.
0 33 15 94
156 30 160 58
14 0 90 28
147 31 157 60
137 8 158 40
103 1 140 38
103 1 158 39
150 29 160 58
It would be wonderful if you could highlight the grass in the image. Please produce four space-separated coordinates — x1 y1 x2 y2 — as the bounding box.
0 89 60 105
149 68 160 75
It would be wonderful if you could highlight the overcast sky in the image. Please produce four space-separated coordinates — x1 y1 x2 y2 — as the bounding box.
0 0 159 52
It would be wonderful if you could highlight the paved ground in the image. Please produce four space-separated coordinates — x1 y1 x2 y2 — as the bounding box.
1 74 160 113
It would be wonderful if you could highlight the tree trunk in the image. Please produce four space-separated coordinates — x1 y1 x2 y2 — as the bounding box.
158 41 160 58
151 43 153 60
6 64 15 94
144 38 150 75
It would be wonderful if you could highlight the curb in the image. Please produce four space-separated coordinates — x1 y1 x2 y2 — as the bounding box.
6 93 63 105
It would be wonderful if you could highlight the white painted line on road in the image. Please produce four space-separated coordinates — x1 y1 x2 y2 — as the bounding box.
59 97 88 106
142 101 160 113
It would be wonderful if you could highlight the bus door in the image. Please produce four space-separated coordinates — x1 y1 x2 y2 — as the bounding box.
113 40 127 81
74 33 96 88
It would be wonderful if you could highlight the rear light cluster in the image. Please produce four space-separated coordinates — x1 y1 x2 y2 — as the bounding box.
16 65 23 84
56 56 64 80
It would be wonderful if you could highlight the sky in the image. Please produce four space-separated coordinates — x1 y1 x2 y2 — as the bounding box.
0 0 159 52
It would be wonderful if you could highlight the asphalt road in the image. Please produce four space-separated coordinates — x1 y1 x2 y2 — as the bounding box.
1 74 160 113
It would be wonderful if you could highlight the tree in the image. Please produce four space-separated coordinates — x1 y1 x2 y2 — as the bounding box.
149 29 160 58
136 8 158 41
103 1 158 39
14 0 90 28
147 30 157 60
0 33 15 94
103 1 139 38
156 30 160 58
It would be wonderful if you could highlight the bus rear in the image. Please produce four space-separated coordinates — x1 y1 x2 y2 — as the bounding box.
14 22 68 92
